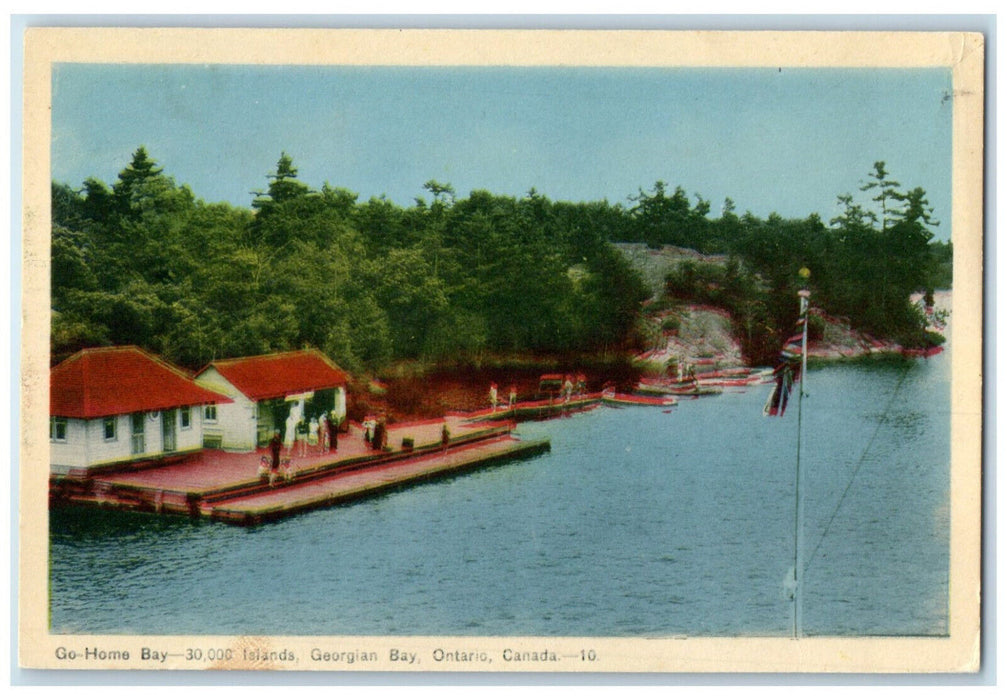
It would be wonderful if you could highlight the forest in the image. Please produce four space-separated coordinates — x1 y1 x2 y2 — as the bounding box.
51 149 950 373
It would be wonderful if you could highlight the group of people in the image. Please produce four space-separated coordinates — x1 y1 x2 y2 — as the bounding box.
259 452 293 487
560 373 587 403
292 412 339 457
362 415 388 451
489 374 593 409
263 405 343 486
489 383 519 412
282 403 340 456
675 359 698 386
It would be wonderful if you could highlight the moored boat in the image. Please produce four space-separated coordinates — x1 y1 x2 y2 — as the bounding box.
601 391 677 407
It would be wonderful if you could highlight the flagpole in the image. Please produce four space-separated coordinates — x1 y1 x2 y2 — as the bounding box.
793 270 811 639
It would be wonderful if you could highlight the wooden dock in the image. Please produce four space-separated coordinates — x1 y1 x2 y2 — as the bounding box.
208 435 548 525
452 391 685 419
50 417 549 526
451 393 603 422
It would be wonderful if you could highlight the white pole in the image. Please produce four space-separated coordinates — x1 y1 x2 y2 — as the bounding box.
799 290 810 395
793 286 810 638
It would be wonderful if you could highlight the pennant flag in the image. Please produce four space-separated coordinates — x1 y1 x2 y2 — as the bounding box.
763 364 795 417
764 308 808 417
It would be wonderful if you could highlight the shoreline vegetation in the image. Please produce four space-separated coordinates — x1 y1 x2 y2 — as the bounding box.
52 150 950 422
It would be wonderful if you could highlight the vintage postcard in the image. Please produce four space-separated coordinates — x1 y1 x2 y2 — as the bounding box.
18 27 984 673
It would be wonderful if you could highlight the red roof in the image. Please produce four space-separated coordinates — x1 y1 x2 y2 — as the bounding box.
51 346 232 419
198 349 348 402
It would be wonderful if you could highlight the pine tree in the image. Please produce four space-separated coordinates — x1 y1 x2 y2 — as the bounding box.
859 161 903 233
112 146 164 216
252 152 311 213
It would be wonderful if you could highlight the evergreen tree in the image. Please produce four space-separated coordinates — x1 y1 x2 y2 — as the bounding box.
252 152 311 211
112 146 165 217
860 161 903 232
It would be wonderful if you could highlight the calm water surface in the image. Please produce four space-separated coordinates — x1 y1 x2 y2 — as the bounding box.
50 351 949 637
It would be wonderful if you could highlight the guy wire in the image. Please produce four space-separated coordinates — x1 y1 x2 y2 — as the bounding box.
802 362 913 576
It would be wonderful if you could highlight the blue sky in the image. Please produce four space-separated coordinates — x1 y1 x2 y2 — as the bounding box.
52 64 953 239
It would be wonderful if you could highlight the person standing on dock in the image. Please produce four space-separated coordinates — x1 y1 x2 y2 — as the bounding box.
268 430 283 484
489 382 499 412
441 423 451 453
330 411 339 452
296 415 309 457
508 385 517 409
372 418 386 451
284 409 297 453
308 415 319 451
269 430 282 471
319 413 330 453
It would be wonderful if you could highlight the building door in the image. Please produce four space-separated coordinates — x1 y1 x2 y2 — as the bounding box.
162 409 177 452
130 413 145 455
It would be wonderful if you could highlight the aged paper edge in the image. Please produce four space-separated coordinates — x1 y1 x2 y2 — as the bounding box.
18 27 985 674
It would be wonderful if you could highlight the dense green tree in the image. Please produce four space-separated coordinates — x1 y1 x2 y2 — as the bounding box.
626 181 713 251
50 148 947 374
361 246 449 358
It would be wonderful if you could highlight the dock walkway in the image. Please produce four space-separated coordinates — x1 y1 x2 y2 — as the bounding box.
452 392 681 419
208 434 548 525
50 415 548 526
451 393 602 422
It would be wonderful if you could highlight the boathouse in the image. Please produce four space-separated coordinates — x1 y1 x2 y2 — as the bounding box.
194 349 349 451
49 346 232 476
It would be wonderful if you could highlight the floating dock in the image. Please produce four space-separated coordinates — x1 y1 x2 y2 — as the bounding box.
452 391 686 419
209 434 547 526
450 394 603 422
50 417 549 526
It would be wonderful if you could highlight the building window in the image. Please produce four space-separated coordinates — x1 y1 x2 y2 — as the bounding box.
50 417 68 442
103 416 117 441
203 405 217 422
180 406 191 430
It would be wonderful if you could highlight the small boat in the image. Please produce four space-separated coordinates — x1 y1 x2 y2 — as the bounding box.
601 390 677 407
901 346 944 358
664 384 723 397
637 381 722 397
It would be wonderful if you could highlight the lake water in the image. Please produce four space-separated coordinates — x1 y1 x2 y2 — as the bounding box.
49 350 950 637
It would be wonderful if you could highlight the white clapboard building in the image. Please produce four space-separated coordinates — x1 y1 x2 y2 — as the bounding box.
49 346 232 475
194 348 349 452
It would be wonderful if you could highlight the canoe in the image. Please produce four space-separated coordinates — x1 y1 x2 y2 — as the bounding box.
602 392 677 407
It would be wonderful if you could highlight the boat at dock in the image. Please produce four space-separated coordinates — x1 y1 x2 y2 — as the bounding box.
600 391 677 407
636 381 722 397
636 367 773 397
451 394 602 423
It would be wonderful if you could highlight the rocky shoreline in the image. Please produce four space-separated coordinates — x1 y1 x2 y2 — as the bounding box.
633 290 949 381
351 290 950 424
